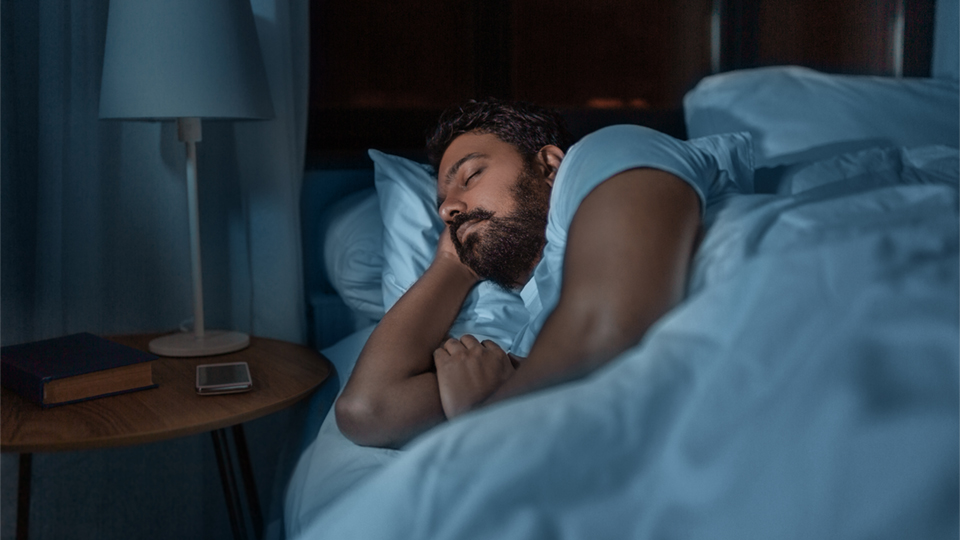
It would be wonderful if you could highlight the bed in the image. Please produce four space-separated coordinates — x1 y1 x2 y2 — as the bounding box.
284 42 959 540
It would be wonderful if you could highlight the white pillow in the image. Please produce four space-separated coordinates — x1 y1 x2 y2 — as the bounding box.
684 66 959 168
323 188 386 321
368 150 529 348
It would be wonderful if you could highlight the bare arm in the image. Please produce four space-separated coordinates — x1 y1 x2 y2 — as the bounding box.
485 168 701 405
336 229 478 448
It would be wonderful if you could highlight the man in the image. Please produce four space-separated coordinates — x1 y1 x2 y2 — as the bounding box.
337 98 715 448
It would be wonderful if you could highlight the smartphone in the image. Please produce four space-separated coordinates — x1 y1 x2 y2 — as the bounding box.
196 362 253 395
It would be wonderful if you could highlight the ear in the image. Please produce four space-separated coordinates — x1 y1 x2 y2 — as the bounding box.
537 145 565 187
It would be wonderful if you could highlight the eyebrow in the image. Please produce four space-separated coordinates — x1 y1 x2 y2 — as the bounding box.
437 152 486 209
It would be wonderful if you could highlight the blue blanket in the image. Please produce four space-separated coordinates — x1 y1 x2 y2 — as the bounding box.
290 145 959 539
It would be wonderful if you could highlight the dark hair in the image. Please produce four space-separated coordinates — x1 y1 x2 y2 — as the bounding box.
426 98 574 170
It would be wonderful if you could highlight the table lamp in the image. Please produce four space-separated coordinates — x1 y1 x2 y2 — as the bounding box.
99 0 274 357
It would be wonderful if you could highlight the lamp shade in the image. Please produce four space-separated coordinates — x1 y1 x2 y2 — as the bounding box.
99 0 274 120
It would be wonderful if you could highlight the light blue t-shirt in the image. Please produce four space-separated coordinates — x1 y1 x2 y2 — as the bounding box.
511 125 755 356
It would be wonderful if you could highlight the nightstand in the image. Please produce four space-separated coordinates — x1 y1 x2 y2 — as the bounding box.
1 334 332 540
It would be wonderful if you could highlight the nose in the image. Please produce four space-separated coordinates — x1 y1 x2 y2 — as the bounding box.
439 194 466 224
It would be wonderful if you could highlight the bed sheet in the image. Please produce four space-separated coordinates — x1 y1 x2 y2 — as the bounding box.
283 325 403 538
291 146 958 539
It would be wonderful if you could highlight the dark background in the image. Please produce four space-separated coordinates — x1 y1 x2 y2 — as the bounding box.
305 0 935 164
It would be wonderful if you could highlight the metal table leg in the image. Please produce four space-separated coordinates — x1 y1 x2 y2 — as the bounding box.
211 425 264 540
232 424 264 537
13 428 264 540
17 453 31 540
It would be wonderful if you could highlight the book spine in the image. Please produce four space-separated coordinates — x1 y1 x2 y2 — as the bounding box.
1 359 45 405
42 382 159 408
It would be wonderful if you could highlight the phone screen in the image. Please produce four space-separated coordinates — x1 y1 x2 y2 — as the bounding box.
196 362 252 394
198 363 250 386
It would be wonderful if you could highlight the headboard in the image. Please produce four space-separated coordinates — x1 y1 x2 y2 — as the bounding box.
304 0 950 160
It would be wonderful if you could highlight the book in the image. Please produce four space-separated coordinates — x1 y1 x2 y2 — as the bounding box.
1 332 158 407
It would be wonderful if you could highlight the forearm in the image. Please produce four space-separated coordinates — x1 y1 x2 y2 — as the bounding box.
338 371 444 448
337 256 477 447
359 258 476 377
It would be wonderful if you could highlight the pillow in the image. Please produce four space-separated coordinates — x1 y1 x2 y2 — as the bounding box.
323 188 386 321
683 66 960 168
368 149 529 348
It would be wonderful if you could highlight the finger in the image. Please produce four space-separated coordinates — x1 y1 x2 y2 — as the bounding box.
433 347 450 363
479 339 503 353
443 337 466 353
459 334 481 348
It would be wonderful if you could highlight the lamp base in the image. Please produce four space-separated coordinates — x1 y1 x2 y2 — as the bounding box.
149 330 250 358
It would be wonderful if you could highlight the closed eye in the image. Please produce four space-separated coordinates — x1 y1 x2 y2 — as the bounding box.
465 168 483 185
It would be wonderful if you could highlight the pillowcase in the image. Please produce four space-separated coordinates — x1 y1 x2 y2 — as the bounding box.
683 66 960 168
368 149 529 348
323 188 386 322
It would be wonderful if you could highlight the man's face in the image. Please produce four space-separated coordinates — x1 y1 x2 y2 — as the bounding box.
436 132 553 289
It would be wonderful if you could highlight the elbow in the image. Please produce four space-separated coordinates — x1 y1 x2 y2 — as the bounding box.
558 298 655 369
580 313 645 367
335 390 392 448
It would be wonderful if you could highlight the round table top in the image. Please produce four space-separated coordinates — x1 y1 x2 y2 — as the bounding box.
1 334 332 453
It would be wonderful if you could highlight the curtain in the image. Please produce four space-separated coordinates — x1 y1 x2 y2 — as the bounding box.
933 0 959 80
1 2 308 347
1 0 310 538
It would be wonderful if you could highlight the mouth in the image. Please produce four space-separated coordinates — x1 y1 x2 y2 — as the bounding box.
456 218 485 244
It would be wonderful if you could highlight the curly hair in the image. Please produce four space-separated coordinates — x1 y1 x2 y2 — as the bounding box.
426 98 574 171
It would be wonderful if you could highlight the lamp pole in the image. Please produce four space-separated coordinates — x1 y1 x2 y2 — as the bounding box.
179 117 206 339
146 117 249 357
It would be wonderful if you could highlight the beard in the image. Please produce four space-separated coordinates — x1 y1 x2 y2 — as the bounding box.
449 164 551 289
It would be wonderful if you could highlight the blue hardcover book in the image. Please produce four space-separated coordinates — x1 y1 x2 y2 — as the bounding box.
1 333 158 407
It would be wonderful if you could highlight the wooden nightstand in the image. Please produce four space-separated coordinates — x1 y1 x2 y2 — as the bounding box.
1 334 332 540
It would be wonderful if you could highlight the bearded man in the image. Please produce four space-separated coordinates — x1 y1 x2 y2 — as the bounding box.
336 98 740 448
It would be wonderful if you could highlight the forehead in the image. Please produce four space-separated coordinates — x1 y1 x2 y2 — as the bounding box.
438 132 523 178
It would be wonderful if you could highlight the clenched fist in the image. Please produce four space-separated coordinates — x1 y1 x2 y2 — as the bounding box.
434 334 516 419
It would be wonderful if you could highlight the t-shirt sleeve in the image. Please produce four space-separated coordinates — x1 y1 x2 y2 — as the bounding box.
548 125 754 235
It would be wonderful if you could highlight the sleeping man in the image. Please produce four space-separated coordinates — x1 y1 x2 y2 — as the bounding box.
336 98 750 448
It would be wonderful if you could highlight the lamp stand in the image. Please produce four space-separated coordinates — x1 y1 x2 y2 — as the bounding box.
149 118 250 357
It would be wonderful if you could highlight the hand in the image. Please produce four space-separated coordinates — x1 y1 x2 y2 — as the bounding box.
435 224 459 261
434 335 515 419
432 225 479 282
